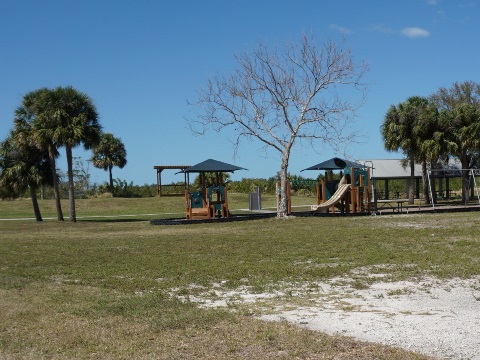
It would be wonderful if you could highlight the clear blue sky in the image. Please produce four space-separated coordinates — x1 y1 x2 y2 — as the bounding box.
1 0 478 185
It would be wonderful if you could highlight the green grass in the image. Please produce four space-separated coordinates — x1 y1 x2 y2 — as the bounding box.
0 196 186 220
0 192 316 220
2 197 475 358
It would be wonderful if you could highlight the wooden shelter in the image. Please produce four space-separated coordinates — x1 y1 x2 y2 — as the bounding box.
153 165 190 196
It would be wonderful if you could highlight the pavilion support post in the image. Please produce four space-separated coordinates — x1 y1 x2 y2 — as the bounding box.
416 178 420 199
316 182 321 205
446 178 450 199
156 168 163 196
350 186 356 213
321 179 326 203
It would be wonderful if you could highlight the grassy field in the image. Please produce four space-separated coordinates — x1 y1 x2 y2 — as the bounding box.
1 195 478 358
0 193 316 220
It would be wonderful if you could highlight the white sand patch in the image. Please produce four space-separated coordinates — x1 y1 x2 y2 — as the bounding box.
185 277 480 359
262 278 480 359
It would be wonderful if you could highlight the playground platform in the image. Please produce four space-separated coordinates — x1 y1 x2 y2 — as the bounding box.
150 212 277 225
150 202 480 225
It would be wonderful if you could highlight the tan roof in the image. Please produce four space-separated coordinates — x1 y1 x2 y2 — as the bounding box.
358 159 464 179
358 159 423 179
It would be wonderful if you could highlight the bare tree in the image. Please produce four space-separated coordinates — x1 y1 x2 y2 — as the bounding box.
188 33 368 217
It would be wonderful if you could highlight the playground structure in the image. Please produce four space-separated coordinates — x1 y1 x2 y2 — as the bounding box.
337 166 372 213
275 158 373 214
181 159 246 220
151 157 480 227
185 177 229 220
150 158 480 226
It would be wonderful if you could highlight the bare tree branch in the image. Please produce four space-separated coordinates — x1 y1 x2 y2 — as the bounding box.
187 32 368 216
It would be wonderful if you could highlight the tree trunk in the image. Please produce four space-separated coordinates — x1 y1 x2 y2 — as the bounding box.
278 168 288 217
461 153 470 203
421 160 430 204
66 145 77 222
408 158 415 204
48 143 64 221
109 165 114 196
29 183 43 221
277 149 291 218
429 161 437 204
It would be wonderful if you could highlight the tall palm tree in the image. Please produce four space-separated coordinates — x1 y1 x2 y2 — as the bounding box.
413 100 454 204
0 134 54 221
90 133 127 195
37 86 102 222
381 96 425 204
15 88 64 220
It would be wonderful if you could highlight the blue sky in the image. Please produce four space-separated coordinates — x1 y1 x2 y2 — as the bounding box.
1 0 478 185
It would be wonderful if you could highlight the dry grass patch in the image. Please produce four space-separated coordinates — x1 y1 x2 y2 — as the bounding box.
0 283 430 360
2 205 480 358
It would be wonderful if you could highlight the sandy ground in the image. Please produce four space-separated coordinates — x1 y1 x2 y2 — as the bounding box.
188 277 480 359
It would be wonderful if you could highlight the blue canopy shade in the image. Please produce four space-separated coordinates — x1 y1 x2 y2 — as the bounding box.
301 157 366 171
182 159 247 173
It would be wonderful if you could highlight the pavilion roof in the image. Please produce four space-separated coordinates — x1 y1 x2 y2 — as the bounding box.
182 158 247 173
301 157 366 171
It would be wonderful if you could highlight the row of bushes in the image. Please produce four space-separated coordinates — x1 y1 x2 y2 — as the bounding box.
3 174 468 200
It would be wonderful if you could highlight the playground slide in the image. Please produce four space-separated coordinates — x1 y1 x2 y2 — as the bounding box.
310 183 351 213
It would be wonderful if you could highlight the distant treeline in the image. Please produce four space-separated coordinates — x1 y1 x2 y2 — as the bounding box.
3 173 467 200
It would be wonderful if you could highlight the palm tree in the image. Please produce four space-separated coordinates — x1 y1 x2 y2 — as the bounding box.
413 101 454 204
0 134 54 221
15 88 64 220
37 86 102 222
90 133 127 195
440 103 480 202
381 96 425 204
430 81 480 202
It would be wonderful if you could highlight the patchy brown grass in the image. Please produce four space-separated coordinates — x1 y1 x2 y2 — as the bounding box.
0 284 428 360
3 199 477 358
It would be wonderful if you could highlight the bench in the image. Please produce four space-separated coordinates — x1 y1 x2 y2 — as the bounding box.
376 199 408 213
